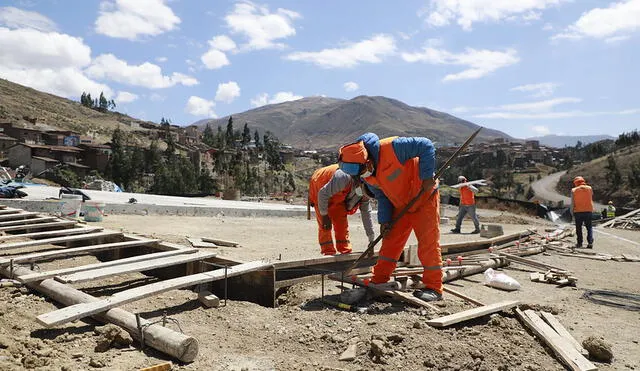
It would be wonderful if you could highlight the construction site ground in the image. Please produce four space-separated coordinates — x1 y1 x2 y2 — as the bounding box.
1 205 639 370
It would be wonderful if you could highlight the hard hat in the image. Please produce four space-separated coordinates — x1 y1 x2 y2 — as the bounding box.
338 141 368 164
608 201 613 205
458 176 467 183
573 176 585 186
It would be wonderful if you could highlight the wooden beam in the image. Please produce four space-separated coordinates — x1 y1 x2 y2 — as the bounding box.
0 208 23 215
0 212 40 221
0 231 122 251
426 300 519 327
539 311 587 354
557 253 610 261
201 237 239 247
2 264 198 362
515 309 596 371
499 252 568 271
57 251 218 284
442 257 508 282
17 246 195 283
0 220 77 233
0 227 102 242
0 237 154 267
0 216 59 227
37 260 271 327
443 286 485 306
600 207 640 228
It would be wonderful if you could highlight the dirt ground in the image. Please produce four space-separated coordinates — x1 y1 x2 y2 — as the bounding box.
1 205 639 370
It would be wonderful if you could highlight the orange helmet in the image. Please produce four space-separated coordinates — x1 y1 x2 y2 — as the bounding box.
339 141 368 164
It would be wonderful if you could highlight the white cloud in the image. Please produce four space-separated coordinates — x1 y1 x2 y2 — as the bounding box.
95 0 181 40
510 82 559 98
185 96 216 117
215 81 241 103
225 2 300 50
0 27 91 69
402 46 519 81
423 0 568 30
149 93 165 102
343 81 359 92
115 91 138 103
531 125 551 135
451 106 471 113
285 34 396 68
0 6 57 32
201 49 230 70
474 109 640 119
0 26 110 98
542 23 553 31
86 54 198 89
553 0 640 42
155 56 168 63
250 91 303 107
209 35 237 52
497 97 581 112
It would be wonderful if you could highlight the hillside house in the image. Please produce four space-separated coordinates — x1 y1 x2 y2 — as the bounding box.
8 143 84 173
0 133 17 153
0 124 44 145
80 143 111 173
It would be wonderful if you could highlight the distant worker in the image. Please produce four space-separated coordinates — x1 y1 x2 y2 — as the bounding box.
570 176 594 248
450 176 480 234
338 133 443 302
606 201 616 219
308 164 375 256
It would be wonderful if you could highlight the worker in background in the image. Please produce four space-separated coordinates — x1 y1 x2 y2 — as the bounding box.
606 201 616 219
570 176 594 248
338 133 442 302
308 164 375 256
450 175 481 234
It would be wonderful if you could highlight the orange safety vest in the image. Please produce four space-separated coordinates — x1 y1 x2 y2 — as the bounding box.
572 184 594 213
363 137 423 212
308 164 358 213
460 186 475 206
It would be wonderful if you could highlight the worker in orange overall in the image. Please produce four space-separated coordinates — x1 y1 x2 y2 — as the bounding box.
450 175 480 234
338 133 442 302
570 176 594 248
308 164 375 256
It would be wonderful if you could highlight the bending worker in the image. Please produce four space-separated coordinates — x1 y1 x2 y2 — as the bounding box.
338 133 443 302
606 201 616 219
308 164 375 256
450 175 481 234
570 176 594 249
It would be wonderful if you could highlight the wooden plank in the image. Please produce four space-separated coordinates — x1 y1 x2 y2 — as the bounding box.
0 227 102 242
499 252 568 271
0 231 122 251
201 237 239 247
0 236 149 267
0 220 77 233
0 216 59 227
18 246 193 283
57 250 218 284
426 300 519 327
622 254 640 262
187 238 218 248
37 260 271 327
600 207 640 227
516 309 596 371
557 253 609 261
0 208 23 215
539 311 586 354
0 212 40 221
443 286 485 306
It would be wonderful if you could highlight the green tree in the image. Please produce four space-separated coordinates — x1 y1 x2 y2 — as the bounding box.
263 131 283 170
98 92 108 112
107 126 130 190
605 155 622 189
253 129 261 149
241 123 251 145
203 125 215 146
225 116 234 147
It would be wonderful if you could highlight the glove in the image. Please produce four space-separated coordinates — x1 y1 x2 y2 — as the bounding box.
380 222 390 236
421 178 438 192
321 214 332 230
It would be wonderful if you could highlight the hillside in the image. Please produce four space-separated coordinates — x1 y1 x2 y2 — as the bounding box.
557 144 640 208
195 96 511 149
527 134 615 148
0 78 157 145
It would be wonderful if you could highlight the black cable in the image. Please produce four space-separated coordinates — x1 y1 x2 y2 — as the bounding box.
582 290 640 311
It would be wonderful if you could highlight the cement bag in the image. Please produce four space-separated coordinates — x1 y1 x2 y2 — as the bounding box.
483 268 521 291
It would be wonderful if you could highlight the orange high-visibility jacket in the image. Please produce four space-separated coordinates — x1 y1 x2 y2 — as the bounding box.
363 137 423 212
572 184 594 213
309 164 354 212
460 186 475 206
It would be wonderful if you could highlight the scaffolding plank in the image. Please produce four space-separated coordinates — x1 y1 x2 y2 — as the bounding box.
0 231 122 251
0 216 59 227
0 212 40 221
0 220 77 233
0 227 102 242
38 260 270 327
426 300 519 327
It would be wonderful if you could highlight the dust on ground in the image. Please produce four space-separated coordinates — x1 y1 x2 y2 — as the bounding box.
1 206 639 370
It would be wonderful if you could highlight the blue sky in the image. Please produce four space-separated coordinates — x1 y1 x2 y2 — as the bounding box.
1 0 639 139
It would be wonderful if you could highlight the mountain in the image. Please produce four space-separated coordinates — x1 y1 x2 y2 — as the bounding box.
527 134 615 148
194 96 511 149
0 78 157 145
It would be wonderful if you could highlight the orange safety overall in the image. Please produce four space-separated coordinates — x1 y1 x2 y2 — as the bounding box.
365 137 443 293
308 165 358 255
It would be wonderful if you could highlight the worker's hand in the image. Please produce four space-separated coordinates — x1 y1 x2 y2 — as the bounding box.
380 222 390 236
321 215 332 230
421 178 438 192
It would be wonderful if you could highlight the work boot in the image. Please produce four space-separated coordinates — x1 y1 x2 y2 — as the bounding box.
450 228 461 234
471 228 481 234
413 289 443 302
574 243 583 249
368 281 401 291
587 243 593 249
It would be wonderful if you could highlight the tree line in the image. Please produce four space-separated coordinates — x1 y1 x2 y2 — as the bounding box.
80 91 116 113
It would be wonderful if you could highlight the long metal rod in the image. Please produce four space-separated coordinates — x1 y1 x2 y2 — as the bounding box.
343 127 483 276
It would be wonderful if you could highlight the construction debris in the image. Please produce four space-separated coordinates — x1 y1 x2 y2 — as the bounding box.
582 336 614 363
426 300 519 327
600 208 640 230
530 270 578 286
